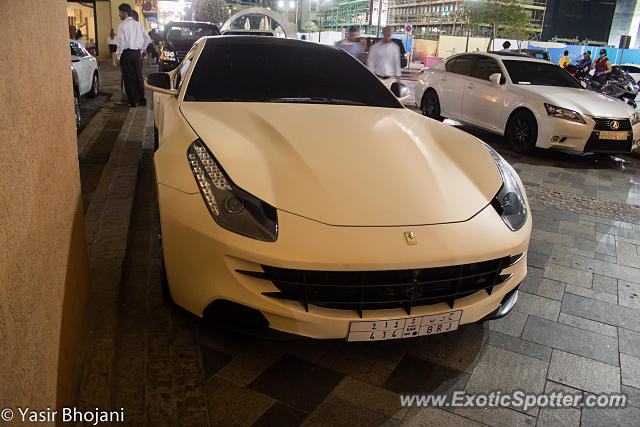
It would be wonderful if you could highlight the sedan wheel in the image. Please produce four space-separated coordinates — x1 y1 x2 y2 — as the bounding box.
421 90 443 121
88 71 99 98
74 89 81 133
506 110 538 154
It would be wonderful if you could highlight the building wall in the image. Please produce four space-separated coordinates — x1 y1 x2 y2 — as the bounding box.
96 0 114 59
0 0 88 415
609 0 640 48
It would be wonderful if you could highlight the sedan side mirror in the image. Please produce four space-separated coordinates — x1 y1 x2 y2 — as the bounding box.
489 73 502 85
145 72 178 96
391 82 410 99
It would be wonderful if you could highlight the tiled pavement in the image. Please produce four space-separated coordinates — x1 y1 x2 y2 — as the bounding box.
77 68 640 426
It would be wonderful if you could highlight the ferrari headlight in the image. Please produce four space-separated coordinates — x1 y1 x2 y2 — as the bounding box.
544 103 585 124
482 143 528 231
631 112 639 125
187 140 278 242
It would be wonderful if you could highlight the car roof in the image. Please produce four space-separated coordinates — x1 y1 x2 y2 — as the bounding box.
201 35 339 51
448 52 551 64
166 21 218 28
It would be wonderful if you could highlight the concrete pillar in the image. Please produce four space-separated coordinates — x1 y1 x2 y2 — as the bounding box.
0 0 89 414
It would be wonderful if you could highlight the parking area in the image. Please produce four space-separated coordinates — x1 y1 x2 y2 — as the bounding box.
74 64 640 426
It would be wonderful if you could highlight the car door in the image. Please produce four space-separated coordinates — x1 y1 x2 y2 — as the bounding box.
439 55 477 119
463 56 507 131
155 50 195 142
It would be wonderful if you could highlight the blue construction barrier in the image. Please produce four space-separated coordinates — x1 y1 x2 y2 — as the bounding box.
526 42 640 66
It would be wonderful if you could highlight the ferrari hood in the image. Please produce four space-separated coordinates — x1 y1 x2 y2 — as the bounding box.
180 103 503 226
516 85 635 118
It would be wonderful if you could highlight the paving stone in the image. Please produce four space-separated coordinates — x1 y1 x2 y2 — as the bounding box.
489 309 528 337
206 376 273 425
252 402 308 427
564 284 618 304
537 278 565 300
302 395 389 427
401 407 483 426
407 324 488 374
595 232 617 245
559 220 595 236
532 216 560 233
561 293 640 332
543 263 592 288
527 251 549 269
521 316 618 366
451 406 536 426
558 313 618 338
515 292 561 321
548 250 572 267
621 353 640 389
528 239 553 255
332 377 401 419
593 274 618 295
618 280 640 310
547 350 620 393
619 328 640 356
250 354 343 413
200 346 233 381
384 355 469 395
487 331 552 361
537 379 583 426
215 348 282 387
531 229 575 247
621 385 640 409
519 268 543 293
581 406 640 427
595 253 618 263
588 257 640 284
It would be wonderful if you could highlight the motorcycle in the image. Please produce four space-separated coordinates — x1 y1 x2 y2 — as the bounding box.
565 64 638 108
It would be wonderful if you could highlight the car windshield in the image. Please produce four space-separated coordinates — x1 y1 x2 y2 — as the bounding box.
165 25 218 42
502 60 583 88
185 38 402 108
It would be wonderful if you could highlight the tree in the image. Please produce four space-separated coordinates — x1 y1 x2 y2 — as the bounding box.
465 0 532 51
194 0 229 25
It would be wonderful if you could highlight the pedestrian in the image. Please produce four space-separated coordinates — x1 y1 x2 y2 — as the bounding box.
336 26 364 62
147 27 160 65
558 50 571 68
450 47 457 56
107 28 117 66
475 47 480 52
367 27 401 83
75 29 87 48
575 51 591 73
500 41 511 51
301 34 306 41
590 48 611 83
116 3 151 107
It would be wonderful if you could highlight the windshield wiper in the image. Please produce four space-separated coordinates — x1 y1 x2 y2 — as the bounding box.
265 97 367 106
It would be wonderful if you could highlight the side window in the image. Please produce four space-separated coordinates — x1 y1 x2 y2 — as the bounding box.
70 42 85 57
445 58 456 72
176 59 191 89
448 55 476 76
473 57 502 81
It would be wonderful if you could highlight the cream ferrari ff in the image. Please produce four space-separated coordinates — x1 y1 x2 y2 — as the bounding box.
145 36 531 341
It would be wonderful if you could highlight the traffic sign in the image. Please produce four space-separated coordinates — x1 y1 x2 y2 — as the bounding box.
405 25 412 33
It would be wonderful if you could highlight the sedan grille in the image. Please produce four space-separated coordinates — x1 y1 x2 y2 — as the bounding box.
593 118 631 131
237 255 521 318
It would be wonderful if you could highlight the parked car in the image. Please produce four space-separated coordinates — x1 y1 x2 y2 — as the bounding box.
360 37 408 68
490 49 550 61
221 29 276 36
416 52 640 154
70 39 99 98
71 66 81 133
159 21 220 71
145 36 530 340
616 64 640 82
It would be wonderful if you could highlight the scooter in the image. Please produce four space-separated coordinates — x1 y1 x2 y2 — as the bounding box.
566 64 638 108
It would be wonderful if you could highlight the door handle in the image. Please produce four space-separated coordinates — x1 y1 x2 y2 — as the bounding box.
465 82 475 89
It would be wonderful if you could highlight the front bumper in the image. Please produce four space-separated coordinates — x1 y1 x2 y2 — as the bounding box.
157 184 531 339
536 115 640 153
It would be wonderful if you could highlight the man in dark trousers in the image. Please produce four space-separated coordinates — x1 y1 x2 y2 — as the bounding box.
115 3 150 107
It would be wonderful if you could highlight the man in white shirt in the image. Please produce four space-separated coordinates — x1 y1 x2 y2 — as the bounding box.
367 27 400 81
116 3 151 107
336 26 365 62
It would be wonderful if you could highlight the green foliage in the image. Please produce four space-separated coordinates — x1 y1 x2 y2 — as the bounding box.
194 0 229 24
465 0 532 42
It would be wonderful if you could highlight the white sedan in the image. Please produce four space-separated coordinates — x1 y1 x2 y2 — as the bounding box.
415 52 640 154
70 40 99 98
145 36 530 341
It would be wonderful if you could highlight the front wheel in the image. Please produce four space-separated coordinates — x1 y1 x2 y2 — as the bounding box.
74 88 81 133
87 71 99 98
421 90 444 121
506 110 538 154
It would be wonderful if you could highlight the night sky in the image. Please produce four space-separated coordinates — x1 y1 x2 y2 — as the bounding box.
541 0 618 42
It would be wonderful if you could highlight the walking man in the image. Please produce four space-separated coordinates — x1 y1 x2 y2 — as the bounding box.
116 3 150 107
367 27 400 83
336 26 364 62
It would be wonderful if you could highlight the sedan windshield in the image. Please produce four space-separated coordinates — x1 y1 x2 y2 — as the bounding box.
502 60 583 88
184 37 402 108
165 25 218 42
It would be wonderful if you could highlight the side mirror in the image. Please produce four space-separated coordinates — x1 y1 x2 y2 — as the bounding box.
390 82 410 99
489 73 502 85
145 72 178 96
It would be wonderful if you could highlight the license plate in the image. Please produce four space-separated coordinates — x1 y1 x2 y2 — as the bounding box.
599 131 628 140
347 310 462 342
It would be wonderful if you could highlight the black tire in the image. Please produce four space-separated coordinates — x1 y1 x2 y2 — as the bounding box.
74 88 81 134
154 125 159 152
87 71 99 98
506 109 538 154
421 90 444 121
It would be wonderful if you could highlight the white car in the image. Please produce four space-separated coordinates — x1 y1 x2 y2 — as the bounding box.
145 36 531 341
70 40 99 98
618 64 640 82
415 52 640 154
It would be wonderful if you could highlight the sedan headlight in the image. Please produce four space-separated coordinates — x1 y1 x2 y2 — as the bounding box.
187 140 278 242
482 143 528 231
631 112 639 125
544 103 586 124
161 50 175 60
